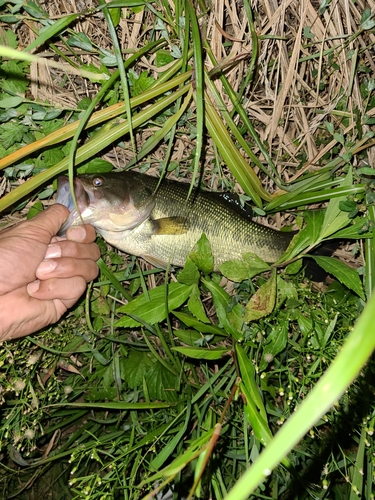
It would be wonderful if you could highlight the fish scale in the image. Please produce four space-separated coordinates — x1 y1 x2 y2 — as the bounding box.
57 171 294 269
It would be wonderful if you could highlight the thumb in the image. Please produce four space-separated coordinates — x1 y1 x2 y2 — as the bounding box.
23 204 70 242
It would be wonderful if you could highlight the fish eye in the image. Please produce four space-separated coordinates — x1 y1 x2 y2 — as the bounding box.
93 177 104 187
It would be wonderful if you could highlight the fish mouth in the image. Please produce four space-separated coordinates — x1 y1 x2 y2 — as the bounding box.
56 176 92 235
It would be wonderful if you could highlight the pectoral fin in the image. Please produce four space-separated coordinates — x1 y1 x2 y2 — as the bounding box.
152 217 189 235
142 254 169 269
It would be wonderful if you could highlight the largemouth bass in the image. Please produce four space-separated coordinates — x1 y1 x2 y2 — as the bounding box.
56 170 294 269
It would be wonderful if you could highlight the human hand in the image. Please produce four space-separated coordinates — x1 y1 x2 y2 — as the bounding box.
0 204 101 341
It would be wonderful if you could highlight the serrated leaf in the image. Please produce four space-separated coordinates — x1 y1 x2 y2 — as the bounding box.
244 269 277 322
218 252 270 282
145 362 178 402
189 234 214 274
115 282 193 327
0 122 27 149
121 349 153 388
173 311 228 336
276 276 298 308
177 258 200 285
172 346 230 360
309 255 365 299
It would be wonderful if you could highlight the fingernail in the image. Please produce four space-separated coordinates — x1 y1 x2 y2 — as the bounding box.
36 260 57 276
68 226 86 241
27 280 40 295
45 244 61 259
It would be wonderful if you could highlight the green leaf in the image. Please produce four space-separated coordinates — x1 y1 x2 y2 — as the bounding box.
67 32 93 51
218 252 270 282
172 346 230 360
303 26 315 39
244 269 277 322
145 362 178 402
173 311 228 336
187 284 210 323
285 258 303 275
23 13 81 53
77 158 114 174
177 258 200 285
309 255 365 299
173 329 204 345
202 278 243 340
239 380 273 446
26 200 43 219
0 122 27 149
276 276 298 308
189 233 214 274
155 49 174 67
319 169 353 239
278 210 324 262
330 218 373 239
120 349 153 388
361 8 375 30
115 282 193 327
0 96 23 109
259 321 289 371
236 345 267 420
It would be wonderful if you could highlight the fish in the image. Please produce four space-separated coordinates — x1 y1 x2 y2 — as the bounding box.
56 170 294 269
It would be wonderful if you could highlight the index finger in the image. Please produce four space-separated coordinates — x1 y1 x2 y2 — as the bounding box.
66 224 97 243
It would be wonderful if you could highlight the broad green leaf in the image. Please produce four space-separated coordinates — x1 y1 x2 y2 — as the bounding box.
189 234 214 274
0 96 23 108
244 269 277 322
173 311 228 336
218 252 270 282
120 349 153 388
276 276 298 308
77 158 114 174
202 278 243 340
115 282 193 327
284 259 303 275
27 200 43 219
177 258 200 285
172 346 230 360
145 362 178 402
309 255 365 300
173 329 204 345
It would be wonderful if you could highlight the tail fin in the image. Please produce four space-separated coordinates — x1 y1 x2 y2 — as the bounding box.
303 241 340 282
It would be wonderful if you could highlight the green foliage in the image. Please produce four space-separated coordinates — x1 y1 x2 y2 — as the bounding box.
0 1 374 499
